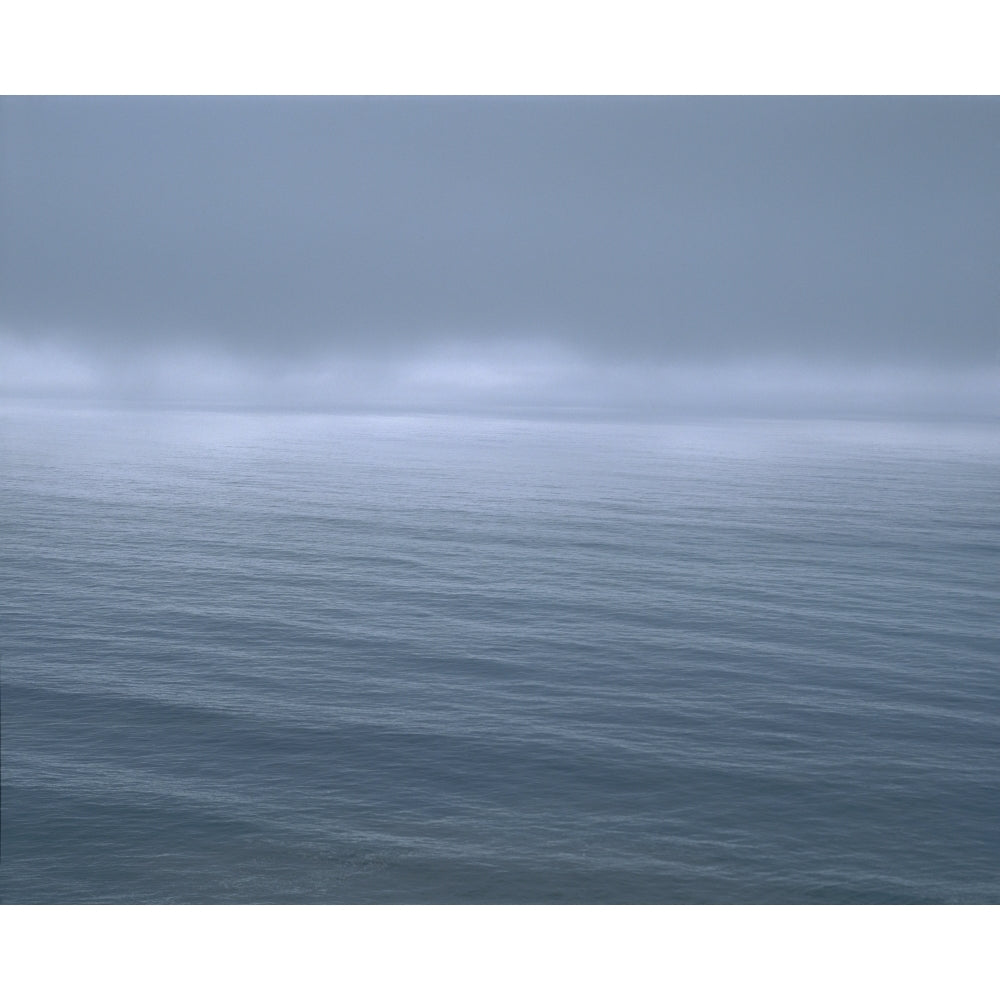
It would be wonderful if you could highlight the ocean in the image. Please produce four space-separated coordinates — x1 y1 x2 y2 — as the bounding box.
1 404 997 903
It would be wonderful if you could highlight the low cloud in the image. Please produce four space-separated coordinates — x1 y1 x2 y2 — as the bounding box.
3 329 995 419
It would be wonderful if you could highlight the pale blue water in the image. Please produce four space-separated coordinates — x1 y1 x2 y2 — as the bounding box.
2 406 998 903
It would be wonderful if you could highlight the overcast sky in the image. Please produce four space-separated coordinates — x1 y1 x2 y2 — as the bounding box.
1 97 997 411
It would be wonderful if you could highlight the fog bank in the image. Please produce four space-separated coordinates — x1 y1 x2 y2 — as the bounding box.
2 332 995 418
3 98 997 417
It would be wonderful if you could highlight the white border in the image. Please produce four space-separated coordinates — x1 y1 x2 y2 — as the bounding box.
1 1 998 94
2 905 998 998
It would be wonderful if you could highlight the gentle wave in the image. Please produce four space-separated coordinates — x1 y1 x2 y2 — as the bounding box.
2 409 998 902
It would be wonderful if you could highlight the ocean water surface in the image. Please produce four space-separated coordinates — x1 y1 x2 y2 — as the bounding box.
1 405 998 903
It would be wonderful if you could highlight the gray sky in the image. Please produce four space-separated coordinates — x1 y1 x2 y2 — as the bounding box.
1 97 997 411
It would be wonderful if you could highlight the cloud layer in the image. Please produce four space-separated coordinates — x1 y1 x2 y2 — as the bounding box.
3 331 995 418
2 98 997 414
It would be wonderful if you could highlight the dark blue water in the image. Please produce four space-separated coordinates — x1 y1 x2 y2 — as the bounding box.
2 406 998 903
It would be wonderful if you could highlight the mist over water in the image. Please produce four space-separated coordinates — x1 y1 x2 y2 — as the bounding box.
2 98 998 902
2 333 996 420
